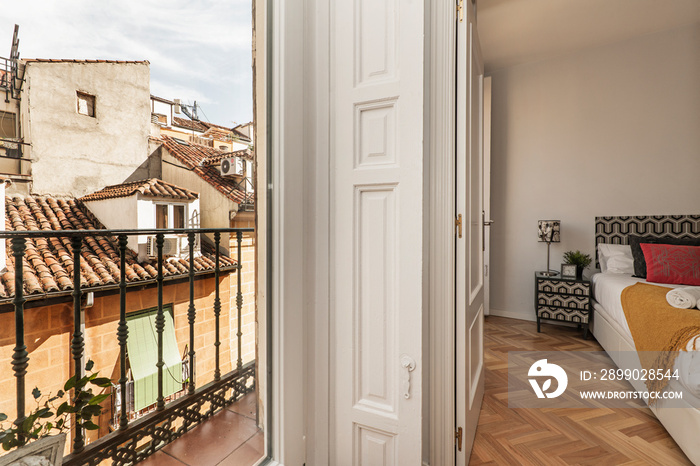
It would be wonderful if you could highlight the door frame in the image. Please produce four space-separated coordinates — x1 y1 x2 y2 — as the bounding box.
427 2 458 466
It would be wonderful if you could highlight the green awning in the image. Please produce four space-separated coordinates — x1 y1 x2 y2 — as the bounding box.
126 307 183 411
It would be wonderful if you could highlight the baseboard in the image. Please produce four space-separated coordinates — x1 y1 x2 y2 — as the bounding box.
488 308 536 322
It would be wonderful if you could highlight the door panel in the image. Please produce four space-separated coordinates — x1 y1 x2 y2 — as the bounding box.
332 0 424 464
456 9 485 465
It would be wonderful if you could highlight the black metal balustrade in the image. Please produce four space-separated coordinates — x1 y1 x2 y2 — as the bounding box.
0 227 255 466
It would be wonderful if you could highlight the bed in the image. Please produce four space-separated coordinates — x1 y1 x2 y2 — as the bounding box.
590 215 700 465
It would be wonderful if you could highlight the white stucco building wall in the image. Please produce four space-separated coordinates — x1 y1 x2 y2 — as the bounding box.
20 61 151 197
161 151 234 254
84 194 200 259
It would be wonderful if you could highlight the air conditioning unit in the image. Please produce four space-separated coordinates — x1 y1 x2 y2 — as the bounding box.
220 157 245 177
146 236 181 257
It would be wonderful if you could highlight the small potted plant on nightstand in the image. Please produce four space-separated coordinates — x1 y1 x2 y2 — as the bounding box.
562 250 592 279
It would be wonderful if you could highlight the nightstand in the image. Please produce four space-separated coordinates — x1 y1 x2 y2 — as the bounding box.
534 272 592 339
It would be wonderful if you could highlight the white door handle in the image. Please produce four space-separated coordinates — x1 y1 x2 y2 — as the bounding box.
401 355 416 399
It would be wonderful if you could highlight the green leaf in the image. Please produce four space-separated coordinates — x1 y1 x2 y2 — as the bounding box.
64 375 77 391
22 417 33 431
85 360 95 371
82 421 99 431
0 413 7 422
81 405 102 418
32 387 41 400
56 402 70 417
88 394 110 406
90 377 112 388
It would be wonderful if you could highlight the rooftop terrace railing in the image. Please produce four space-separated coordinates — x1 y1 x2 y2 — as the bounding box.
0 227 256 465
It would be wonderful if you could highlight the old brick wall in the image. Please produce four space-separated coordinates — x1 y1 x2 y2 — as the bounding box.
0 273 245 443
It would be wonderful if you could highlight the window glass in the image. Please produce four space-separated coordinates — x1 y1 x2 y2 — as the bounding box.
156 204 168 228
0 111 16 138
173 205 185 228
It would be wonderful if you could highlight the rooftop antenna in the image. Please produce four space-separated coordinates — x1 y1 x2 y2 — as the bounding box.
180 100 199 121
8 24 23 100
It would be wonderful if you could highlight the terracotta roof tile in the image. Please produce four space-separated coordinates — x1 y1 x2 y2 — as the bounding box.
159 136 254 205
202 127 234 142
0 195 236 299
79 178 199 202
201 148 254 166
24 59 149 64
172 117 208 133
171 118 251 143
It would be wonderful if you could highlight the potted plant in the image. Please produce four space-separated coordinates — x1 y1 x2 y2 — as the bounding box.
563 250 593 279
0 360 111 466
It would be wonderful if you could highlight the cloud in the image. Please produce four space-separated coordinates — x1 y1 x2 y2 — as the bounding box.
0 0 252 125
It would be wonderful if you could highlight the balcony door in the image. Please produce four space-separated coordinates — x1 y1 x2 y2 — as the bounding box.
455 6 485 464
331 0 425 464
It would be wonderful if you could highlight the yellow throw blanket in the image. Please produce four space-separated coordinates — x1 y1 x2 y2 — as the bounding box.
621 282 700 400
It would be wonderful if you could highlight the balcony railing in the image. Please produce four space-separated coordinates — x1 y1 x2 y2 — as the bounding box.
0 227 255 465
110 356 191 429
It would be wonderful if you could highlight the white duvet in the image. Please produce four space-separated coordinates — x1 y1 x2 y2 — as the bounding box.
591 273 700 399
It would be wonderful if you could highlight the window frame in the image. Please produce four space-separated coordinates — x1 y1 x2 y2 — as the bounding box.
76 91 96 118
154 202 188 229
0 110 17 138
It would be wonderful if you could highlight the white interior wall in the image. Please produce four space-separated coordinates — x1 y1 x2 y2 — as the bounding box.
489 23 700 321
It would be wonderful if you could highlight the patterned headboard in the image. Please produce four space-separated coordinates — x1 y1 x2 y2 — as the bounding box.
594 215 700 267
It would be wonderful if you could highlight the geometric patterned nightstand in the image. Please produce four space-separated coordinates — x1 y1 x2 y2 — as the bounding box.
534 272 592 339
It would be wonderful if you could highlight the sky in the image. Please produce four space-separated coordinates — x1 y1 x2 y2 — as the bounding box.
0 0 253 128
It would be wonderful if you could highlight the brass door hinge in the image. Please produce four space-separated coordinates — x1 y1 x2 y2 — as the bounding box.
457 0 464 22
456 214 463 238
455 426 463 451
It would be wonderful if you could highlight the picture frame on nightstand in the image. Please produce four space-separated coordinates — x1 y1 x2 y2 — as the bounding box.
561 263 577 278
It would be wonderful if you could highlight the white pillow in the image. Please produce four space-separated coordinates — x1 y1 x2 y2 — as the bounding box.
597 243 634 274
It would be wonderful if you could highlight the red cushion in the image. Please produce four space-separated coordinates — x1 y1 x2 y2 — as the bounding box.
640 243 700 286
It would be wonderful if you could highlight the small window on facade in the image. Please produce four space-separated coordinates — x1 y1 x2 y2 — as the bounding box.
0 111 16 138
173 205 185 229
77 91 96 117
156 204 169 228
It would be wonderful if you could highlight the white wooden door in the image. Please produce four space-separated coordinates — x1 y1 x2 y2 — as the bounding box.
331 0 424 464
455 8 485 464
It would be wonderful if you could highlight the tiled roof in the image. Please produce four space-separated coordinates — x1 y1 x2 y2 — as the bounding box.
24 59 149 65
171 118 251 141
0 195 236 300
201 149 254 166
172 117 208 133
159 136 253 205
79 179 198 202
230 127 252 143
202 127 234 142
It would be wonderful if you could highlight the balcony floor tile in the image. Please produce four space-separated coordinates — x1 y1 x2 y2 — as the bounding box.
159 404 261 466
227 392 257 420
137 451 188 466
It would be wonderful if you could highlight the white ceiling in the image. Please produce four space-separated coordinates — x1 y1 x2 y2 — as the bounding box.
477 0 700 72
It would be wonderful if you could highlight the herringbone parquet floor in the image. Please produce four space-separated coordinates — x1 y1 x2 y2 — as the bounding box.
469 316 692 465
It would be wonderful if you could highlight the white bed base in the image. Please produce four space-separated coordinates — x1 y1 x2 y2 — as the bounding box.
591 302 700 465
